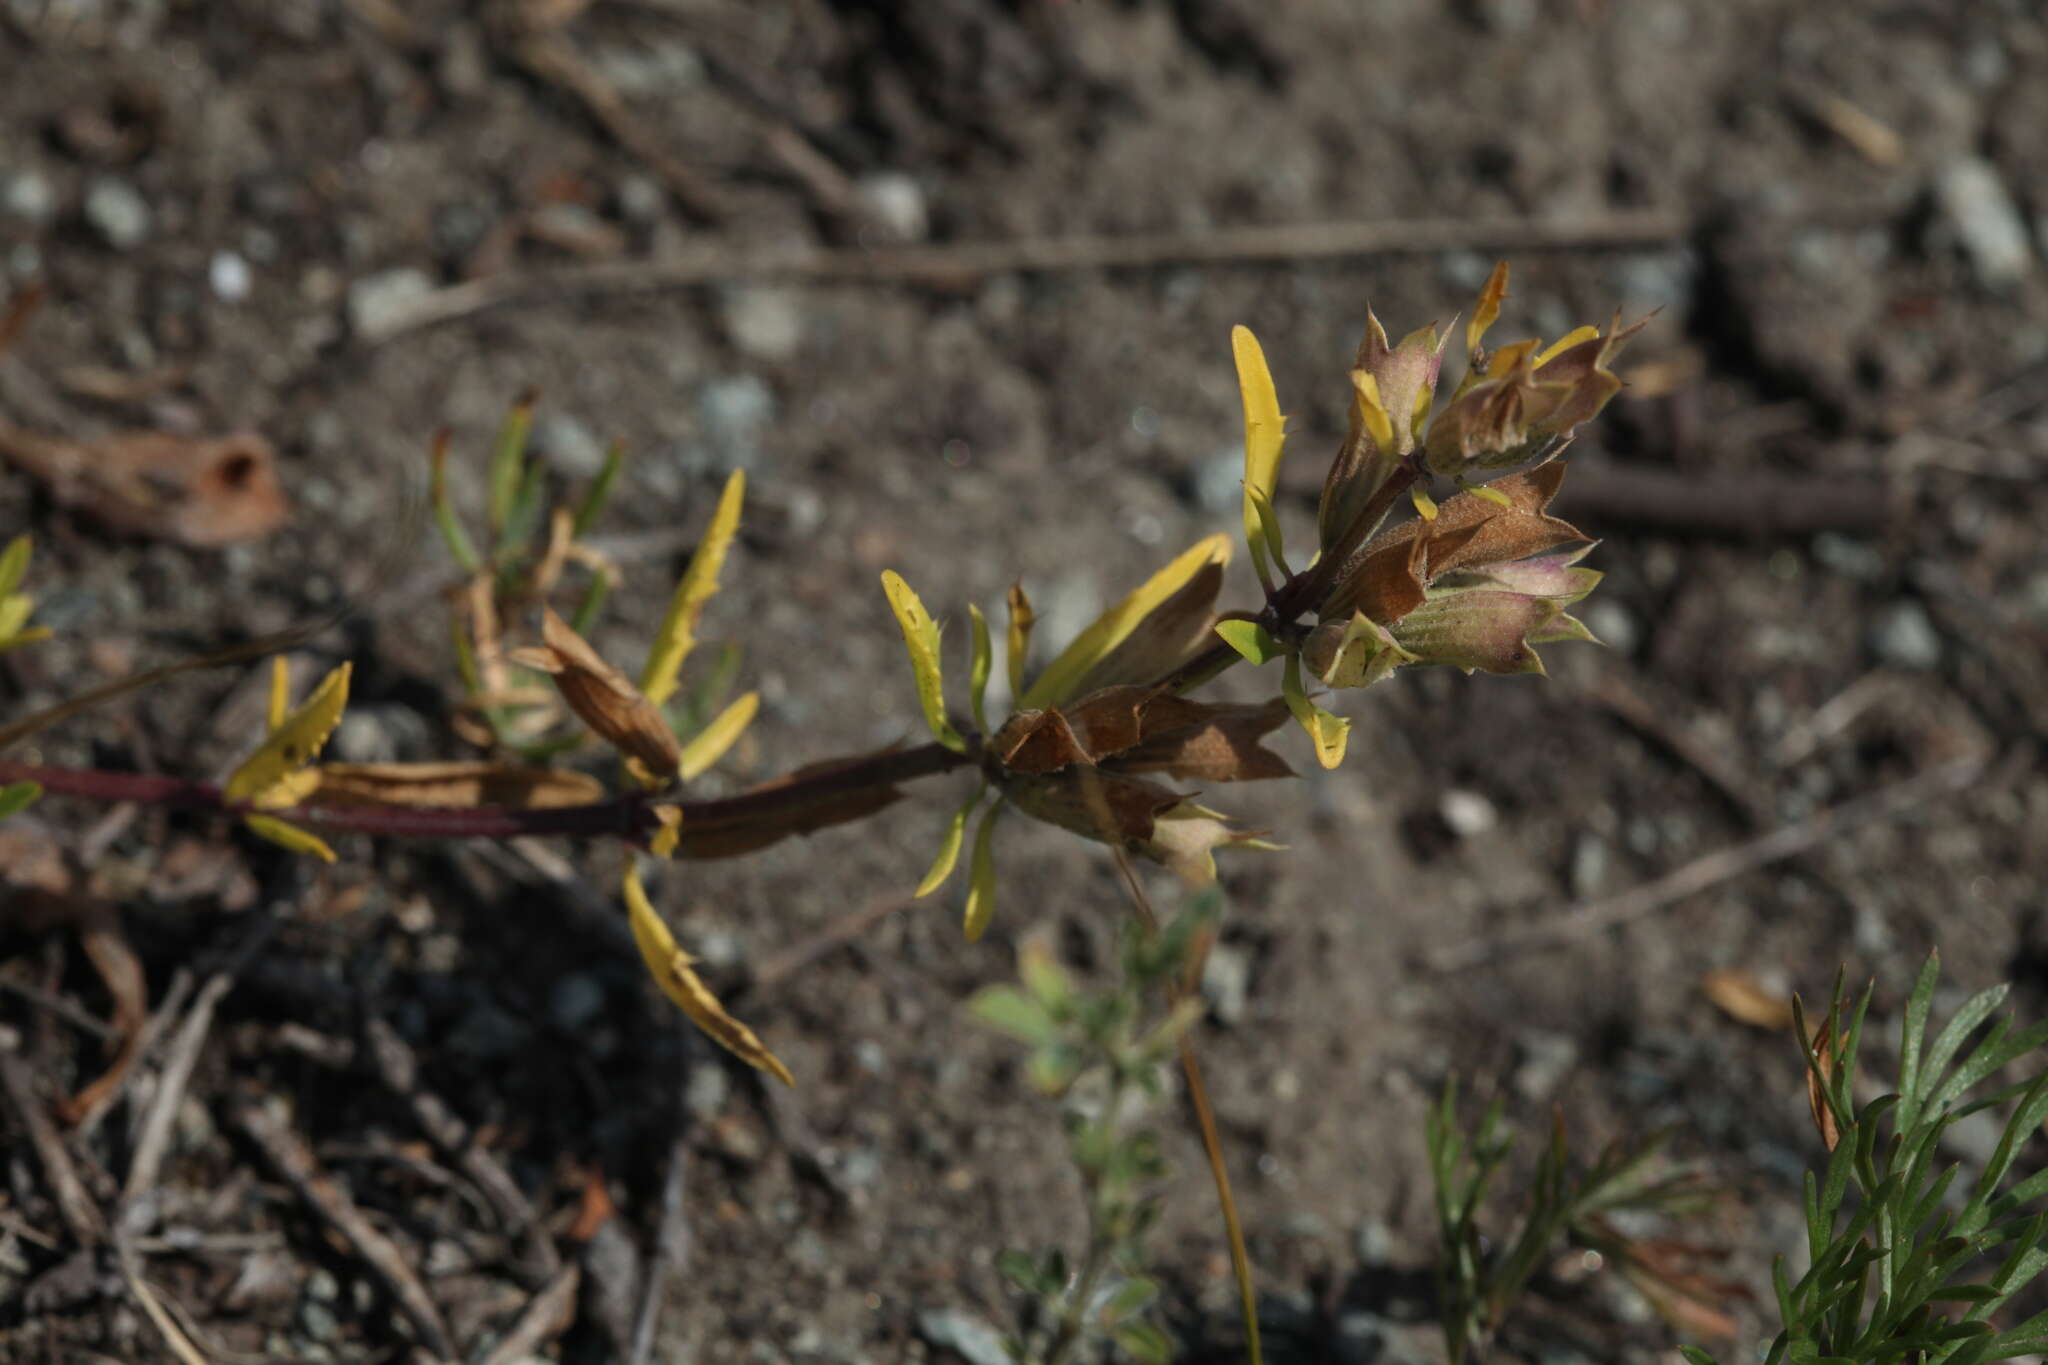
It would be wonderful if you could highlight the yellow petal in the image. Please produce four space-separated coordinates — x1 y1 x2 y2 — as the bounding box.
1352 370 1394 455
1005 583 1036 701
967 603 993 734
915 784 984 898
677 691 759 781
962 801 1005 942
1535 325 1602 369
642 469 745 706
880 571 967 754
227 662 352 807
267 656 291 732
1282 654 1349 770
242 814 337 862
1021 534 1232 711
624 862 793 1085
1466 261 1509 355
1231 325 1287 590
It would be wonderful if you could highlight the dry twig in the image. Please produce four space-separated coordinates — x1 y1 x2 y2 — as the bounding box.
0 1027 106 1246
479 1262 582 1365
1427 755 1997 972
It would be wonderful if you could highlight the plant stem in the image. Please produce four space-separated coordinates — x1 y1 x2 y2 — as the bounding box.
1044 1072 1129 1365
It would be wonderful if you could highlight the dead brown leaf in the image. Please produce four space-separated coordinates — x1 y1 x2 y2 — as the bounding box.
315 761 606 810
1702 968 1796 1032
511 608 681 781
1806 1014 1840 1152
0 425 289 546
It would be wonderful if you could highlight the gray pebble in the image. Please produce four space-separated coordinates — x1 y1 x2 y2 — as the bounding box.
915 1308 1012 1365
685 1060 731 1120
1201 941 1253 1027
84 176 151 250
345 267 436 338
1 169 57 226
209 250 251 302
1353 1216 1396 1266
720 285 805 362
548 973 607 1033
1868 599 1942 670
1513 1029 1578 1101
854 172 929 243
1811 532 1885 581
1581 598 1638 655
687 374 777 474
1438 789 1498 839
1936 158 2033 287
1569 834 1611 899
532 411 610 480
616 174 667 225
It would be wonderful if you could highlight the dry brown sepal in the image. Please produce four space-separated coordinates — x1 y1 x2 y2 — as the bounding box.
669 747 907 860
0 426 289 547
1805 1013 1841 1153
313 761 606 809
511 608 681 783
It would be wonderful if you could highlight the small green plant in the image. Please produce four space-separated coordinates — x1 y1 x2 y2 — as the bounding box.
1427 1080 1719 1362
970 899 1217 1364
1682 952 2048 1365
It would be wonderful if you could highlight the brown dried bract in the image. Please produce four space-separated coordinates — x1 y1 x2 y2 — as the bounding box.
314 761 607 810
512 609 682 781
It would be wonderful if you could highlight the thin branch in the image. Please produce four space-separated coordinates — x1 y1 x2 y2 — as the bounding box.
0 1027 106 1246
352 212 1689 344
1425 755 1997 972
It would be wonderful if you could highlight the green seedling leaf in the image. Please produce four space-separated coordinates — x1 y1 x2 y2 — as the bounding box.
0 535 29 600
1281 652 1348 769
571 439 626 538
1246 483 1293 580
429 432 482 573
1113 1322 1175 1363
495 460 549 565
243 813 337 862
962 799 1005 941
915 783 984 898
487 394 534 536
644 470 746 706
1232 324 1287 591
967 984 1057 1046
0 780 41 819
879 570 966 754
967 603 992 734
1005 582 1035 700
1022 534 1232 711
570 568 612 635
677 691 758 781
625 860 793 1085
226 662 352 809
1214 619 1284 665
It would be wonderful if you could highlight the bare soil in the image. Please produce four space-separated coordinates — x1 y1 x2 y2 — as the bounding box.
3 1 2047 1362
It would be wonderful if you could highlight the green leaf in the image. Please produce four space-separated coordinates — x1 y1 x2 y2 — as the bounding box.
1678 1349 1721 1365
879 570 966 754
487 396 534 535
1021 535 1232 711
1246 482 1292 582
1281 652 1348 769
226 662 352 808
0 780 41 819
1231 325 1287 592
571 439 626 538
1214 618 1284 665
496 459 549 564
915 783 984 898
676 691 757 781
0 535 30 600
962 800 1005 941
429 435 484 574
243 813 337 862
643 470 746 706
1113 1322 1175 1363
967 985 1057 1046
1005 583 1035 701
967 603 992 734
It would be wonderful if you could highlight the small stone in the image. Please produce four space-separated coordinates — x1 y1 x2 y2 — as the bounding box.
1569 834 1611 899
689 374 777 474
208 250 252 302
1331 1310 1389 1365
852 1039 888 1076
305 1268 340 1302
854 172 928 243
719 285 804 362
531 411 610 480
1200 941 1253 1027
346 267 436 338
590 38 704 97
1 170 57 226
84 176 151 250
1353 1216 1396 1266
1811 532 1884 581
684 1061 731 1121
1513 1029 1578 1100
916 1308 1010 1365
1438 789 1498 839
549 973 606 1033
1581 599 1638 655
1935 157 2033 287
1868 599 1942 670
298 1300 340 1343
616 174 666 225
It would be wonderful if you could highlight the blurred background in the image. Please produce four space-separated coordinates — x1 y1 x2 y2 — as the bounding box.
2 1 2045 1361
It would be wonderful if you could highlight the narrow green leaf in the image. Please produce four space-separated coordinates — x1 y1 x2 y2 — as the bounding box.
1112 1322 1174 1363
643 470 746 706
966 603 992 735
1005 583 1035 701
879 571 965 754
496 459 549 564
243 813 337 862
967 984 1057 1045
429 435 483 574
0 780 41 819
1898 949 1941 1125
915 783 983 898
571 439 626 538
676 691 757 781
1281 652 1348 769
0 535 30 600
1214 618 1284 665
488 395 535 535
1246 483 1292 581
1231 325 1287 593
962 800 1004 941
